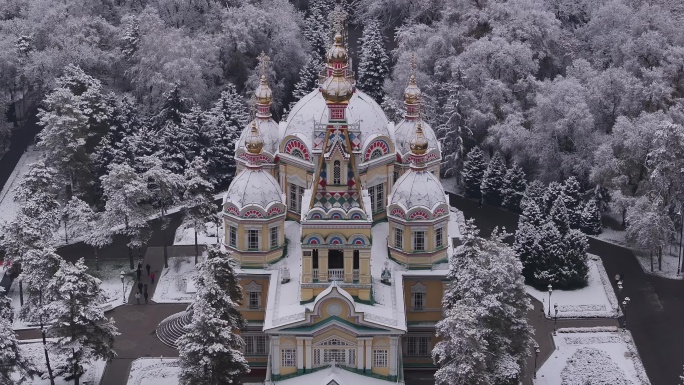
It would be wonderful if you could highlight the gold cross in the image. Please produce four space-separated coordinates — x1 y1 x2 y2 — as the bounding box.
257 51 270 78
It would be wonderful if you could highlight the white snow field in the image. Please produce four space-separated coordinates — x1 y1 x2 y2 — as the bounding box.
126 358 264 385
534 327 650 385
173 220 219 246
526 255 619 318
14 339 106 385
151 256 197 303
0 146 44 228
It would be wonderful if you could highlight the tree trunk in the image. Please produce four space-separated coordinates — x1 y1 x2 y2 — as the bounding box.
73 349 80 385
125 215 133 270
195 228 199 265
64 219 69 244
621 208 627 229
39 290 55 385
93 245 100 271
658 246 662 271
162 201 168 268
19 280 23 306
650 249 654 272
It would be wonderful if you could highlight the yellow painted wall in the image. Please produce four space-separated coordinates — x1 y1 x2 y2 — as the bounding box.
371 336 391 377
403 279 445 323
237 277 269 321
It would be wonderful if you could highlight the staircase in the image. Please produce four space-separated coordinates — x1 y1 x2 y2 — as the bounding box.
155 308 193 349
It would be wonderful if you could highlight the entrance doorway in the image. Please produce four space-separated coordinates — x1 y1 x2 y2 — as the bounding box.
328 250 344 269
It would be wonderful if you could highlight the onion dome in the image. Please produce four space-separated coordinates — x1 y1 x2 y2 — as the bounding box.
389 169 447 211
255 75 272 106
321 69 354 104
404 75 421 105
409 120 428 155
223 168 284 210
245 120 264 155
326 33 349 66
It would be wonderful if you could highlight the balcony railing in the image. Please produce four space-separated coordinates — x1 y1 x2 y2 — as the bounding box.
328 269 344 281
353 269 359 281
313 268 319 281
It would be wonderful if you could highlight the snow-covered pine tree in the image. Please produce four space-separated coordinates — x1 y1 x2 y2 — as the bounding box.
513 201 546 280
120 15 140 59
549 196 571 236
581 199 603 235
153 83 189 130
481 153 506 206
502 162 527 213
19 247 63 324
60 196 93 244
520 180 546 213
179 106 206 166
0 289 37 384
203 85 249 188
462 146 486 200
542 181 564 215
434 220 532 385
562 176 583 229
182 157 216 264
100 163 151 270
14 160 59 205
46 258 118 384
357 19 390 103
303 0 331 61
178 246 249 385
290 54 324 110
557 230 590 288
436 82 467 180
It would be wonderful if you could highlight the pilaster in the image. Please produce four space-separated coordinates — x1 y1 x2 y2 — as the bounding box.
271 335 280 376
304 337 313 371
389 336 398 376
296 337 304 373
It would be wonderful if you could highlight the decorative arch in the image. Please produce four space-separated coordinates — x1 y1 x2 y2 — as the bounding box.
347 208 366 220
408 209 430 221
224 206 239 216
283 138 311 161
411 282 427 294
267 205 284 217
347 234 369 246
326 234 346 246
433 206 448 217
389 207 406 219
242 209 265 219
304 234 324 245
363 139 390 161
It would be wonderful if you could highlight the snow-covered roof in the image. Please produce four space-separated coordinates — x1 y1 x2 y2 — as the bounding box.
283 89 391 151
394 118 440 155
273 364 395 385
222 168 284 210
389 169 447 212
237 118 280 155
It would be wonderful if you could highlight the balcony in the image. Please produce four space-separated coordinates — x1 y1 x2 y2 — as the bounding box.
328 269 344 281
313 268 319 281
353 269 359 282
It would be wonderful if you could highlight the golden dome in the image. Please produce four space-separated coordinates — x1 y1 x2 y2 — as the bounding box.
409 120 428 155
326 33 349 65
321 69 354 104
255 75 272 105
245 120 264 154
404 75 421 105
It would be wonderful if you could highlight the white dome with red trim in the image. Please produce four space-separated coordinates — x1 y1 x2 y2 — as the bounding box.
223 168 284 212
389 168 446 213
282 89 390 158
394 119 440 155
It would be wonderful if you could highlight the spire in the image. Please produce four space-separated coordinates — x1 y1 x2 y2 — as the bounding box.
255 52 272 118
404 53 422 119
245 119 264 156
325 4 350 76
408 114 429 168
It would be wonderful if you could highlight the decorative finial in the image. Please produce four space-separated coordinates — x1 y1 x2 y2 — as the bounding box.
254 56 272 108
257 51 270 79
245 119 264 155
404 55 422 108
330 4 347 34
409 53 417 77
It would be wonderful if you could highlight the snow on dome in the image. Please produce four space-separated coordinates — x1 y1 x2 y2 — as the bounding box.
237 118 280 155
223 168 284 210
389 169 446 211
284 89 390 152
394 118 439 155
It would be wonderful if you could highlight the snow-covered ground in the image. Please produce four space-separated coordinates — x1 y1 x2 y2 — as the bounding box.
526 256 619 318
441 176 460 195
126 358 181 385
595 227 628 247
173 221 219 246
6 260 133 330
0 146 44 228
534 327 650 385
151 256 197 303
14 339 106 385
634 248 683 280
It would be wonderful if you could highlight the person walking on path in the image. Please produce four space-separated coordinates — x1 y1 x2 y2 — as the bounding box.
146 264 151 278
138 261 142 271
135 291 141 304
143 290 149 304
137 281 143 294
136 268 142 282
151 271 155 285
144 284 148 293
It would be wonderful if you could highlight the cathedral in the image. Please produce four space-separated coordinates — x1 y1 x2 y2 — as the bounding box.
221 19 463 384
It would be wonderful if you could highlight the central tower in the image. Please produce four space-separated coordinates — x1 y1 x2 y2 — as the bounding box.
299 27 373 302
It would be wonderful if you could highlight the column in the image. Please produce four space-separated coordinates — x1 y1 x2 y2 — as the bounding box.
319 250 329 282
389 336 398 377
271 336 280 376
364 338 373 373
304 337 313 371
356 338 365 370
296 337 304 373
344 249 353 283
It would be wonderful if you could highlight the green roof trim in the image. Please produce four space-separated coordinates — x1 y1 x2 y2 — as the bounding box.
281 315 386 332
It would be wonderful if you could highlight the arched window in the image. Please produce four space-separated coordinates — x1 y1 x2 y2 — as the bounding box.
291 149 304 159
370 148 383 160
333 160 341 185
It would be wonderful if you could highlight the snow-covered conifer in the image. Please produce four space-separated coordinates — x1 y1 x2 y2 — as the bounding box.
558 230 590 288
462 146 486 200
434 220 532 384
100 163 151 269
542 181 564 214
153 83 189 130
182 157 216 264
436 82 467 179
520 180 546 213
549 196 570 236
357 19 390 103
0 290 37 383
562 176 583 229
46 258 118 384
581 199 603 235
178 246 249 385
290 55 324 108
502 162 527 213
303 0 331 61
203 85 249 188
19 247 63 324
481 153 506 206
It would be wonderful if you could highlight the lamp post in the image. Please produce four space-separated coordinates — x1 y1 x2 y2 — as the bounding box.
553 303 559 335
120 271 126 304
678 209 683 275
547 284 553 317
617 279 623 292
622 297 631 331
533 344 540 379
